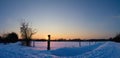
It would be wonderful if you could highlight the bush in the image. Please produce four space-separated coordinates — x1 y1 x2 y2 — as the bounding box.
112 33 120 42
6 32 18 43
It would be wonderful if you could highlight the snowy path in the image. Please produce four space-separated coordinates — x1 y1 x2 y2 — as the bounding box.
0 42 120 58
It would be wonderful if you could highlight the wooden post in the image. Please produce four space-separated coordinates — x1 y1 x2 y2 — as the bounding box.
47 35 51 50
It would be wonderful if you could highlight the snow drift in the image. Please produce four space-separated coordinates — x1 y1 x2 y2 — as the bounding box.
0 42 120 58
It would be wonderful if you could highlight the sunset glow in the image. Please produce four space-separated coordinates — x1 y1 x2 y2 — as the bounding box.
0 0 120 39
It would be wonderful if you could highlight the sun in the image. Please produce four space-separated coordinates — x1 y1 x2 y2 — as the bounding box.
45 36 48 40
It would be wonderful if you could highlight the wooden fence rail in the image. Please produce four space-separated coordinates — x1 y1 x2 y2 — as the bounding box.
18 39 112 50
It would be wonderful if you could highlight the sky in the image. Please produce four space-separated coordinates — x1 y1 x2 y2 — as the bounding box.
0 0 120 39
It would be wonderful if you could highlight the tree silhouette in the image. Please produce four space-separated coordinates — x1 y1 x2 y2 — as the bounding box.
0 36 1 39
0 32 18 44
20 21 36 46
112 33 120 42
0 36 2 43
1 34 8 44
6 32 18 43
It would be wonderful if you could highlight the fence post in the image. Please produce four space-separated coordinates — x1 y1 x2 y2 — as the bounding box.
33 41 35 47
47 35 51 50
79 42 81 47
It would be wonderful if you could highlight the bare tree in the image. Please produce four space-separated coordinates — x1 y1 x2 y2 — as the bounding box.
20 21 36 46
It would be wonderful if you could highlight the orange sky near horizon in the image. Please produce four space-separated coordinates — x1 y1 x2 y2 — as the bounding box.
0 0 119 40
25 32 111 40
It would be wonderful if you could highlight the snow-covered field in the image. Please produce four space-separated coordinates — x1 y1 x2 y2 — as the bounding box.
31 42 96 50
0 41 120 58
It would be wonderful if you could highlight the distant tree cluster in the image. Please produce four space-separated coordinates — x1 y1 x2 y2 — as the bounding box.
0 20 36 46
57 38 67 41
0 32 18 44
112 33 120 42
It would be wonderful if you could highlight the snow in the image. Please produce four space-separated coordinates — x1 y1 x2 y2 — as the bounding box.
78 42 120 58
50 43 103 56
31 42 96 50
0 42 120 58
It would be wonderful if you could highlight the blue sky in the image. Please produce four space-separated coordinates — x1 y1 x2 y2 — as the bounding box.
0 0 120 39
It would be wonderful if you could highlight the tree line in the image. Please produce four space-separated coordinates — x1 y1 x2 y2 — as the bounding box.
0 32 18 44
0 21 36 46
0 21 120 46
